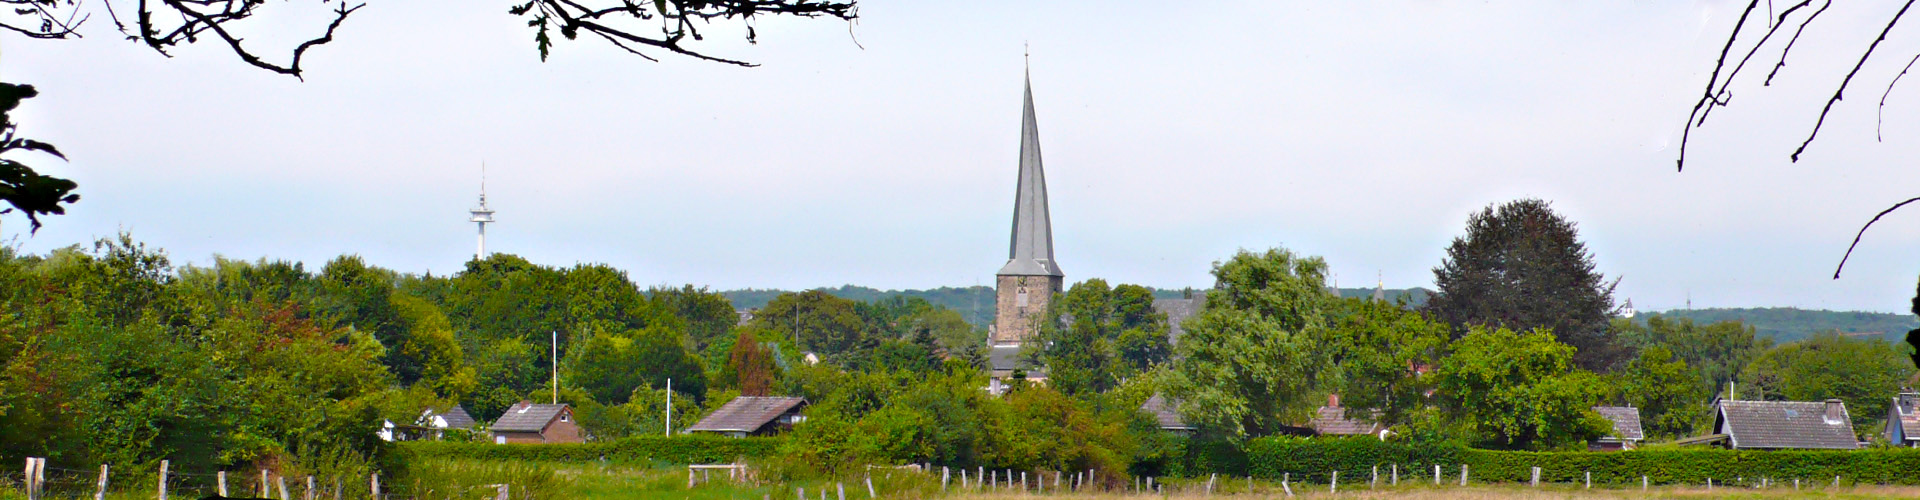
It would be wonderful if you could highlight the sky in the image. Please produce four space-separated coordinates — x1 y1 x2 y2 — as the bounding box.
5 1 1920 313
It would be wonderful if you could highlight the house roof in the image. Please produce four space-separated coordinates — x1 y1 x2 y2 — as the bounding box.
688 396 808 433
989 345 1026 371
1151 297 1206 346
1309 406 1381 436
1592 406 1645 442
421 404 477 429
1715 399 1858 449
1893 393 1920 442
491 403 569 433
1140 394 1192 430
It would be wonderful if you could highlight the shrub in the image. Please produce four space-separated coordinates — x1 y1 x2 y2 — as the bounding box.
1242 436 1920 485
398 436 781 465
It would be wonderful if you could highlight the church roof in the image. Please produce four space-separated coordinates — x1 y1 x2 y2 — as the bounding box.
998 70 1064 278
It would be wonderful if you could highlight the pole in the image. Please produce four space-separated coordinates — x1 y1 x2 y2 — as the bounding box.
158 459 169 500
262 470 270 497
95 464 108 500
278 475 290 500
218 471 228 497
307 476 316 500
551 331 559 405
1531 467 1540 487
1460 464 1468 486
370 473 380 500
666 378 673 436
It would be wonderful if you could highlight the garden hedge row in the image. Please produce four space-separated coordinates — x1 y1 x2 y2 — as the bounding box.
398 436 783 465
1245 437 1920 485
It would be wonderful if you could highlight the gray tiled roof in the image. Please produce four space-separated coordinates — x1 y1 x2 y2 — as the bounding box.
1151 297 1206 346
1310 406 1381 436
1591 406 1644 441
1715 399 1858 449
1140 394 1192 430
688 397 807 433
424 405 477 429
491 403 569 433
1893 393 1920 442
989 345 1028 371
997 71 1063 278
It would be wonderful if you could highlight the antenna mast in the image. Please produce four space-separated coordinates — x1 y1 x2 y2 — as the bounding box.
470 164 496 260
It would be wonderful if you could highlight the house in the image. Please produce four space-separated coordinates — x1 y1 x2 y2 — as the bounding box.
987 345 1046 395
1589 406 1645 451
489 402 583 444
1887 392 1919 447
418 405 478 440
1308 394 1382 437
1150 294 1206 347
1140 394 1193 433
1711 399 1858 450
687 396 809 437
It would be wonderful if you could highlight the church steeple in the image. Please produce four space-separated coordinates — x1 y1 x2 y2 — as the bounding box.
991 65 1066 346
998 68 1063 278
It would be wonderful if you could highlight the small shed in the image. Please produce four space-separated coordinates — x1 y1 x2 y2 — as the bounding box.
687 396 809 438
1712 399 1858 450
1887 392 1919 447
1140 394 1193 433
489 402 583 444
1589 406 1645 451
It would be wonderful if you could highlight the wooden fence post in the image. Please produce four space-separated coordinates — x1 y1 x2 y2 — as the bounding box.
942 466 949 492
261 470 270 498
306 476 316 500
1433 464 1440 485
217 471 228 497
22 457 34 500
866 476 876 498
278 475 290 500
1331 470 1338 494
1530 466 1539 487
158 459 170 500
795 486 803 500
493 484 508 500
333 477 341 500
95 463 109 500
1643 475 1649 491
1372 465 1378 488
1459 464 1468 486
1207 473 1216 495
835 482 844 500
369 473 379 500
1280 473 1292 497
1392 464 1398 485
1584 470 1591 489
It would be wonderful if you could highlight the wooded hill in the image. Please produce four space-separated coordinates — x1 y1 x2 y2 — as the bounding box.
721 286 1434 327
1635 307 1918 343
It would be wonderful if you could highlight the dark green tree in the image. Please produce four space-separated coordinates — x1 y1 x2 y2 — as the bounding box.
1429 198 1625 371
1741 332 1914 429
651 285 737 351
752 290 868 362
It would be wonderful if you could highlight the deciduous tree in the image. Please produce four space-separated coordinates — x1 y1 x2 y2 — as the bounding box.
1429 199 1625 371
1170 248 1331 438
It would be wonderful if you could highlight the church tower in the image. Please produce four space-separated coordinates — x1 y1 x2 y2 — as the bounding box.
992 68 1065 346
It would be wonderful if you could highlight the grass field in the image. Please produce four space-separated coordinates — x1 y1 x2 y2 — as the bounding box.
8 460 1919 500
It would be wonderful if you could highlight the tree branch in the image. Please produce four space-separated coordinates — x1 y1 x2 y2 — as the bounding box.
1792 0 1916 162
1678 0 1762 172
1877 53 1920 142
1834 195 1920 278
1765 0 1830 85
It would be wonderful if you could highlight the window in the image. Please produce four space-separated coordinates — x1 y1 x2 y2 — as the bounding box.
494 435 506 445
560 413 571 422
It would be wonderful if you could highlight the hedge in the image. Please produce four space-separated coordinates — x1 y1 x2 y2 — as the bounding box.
399 436 783 464
1245 437 1920 485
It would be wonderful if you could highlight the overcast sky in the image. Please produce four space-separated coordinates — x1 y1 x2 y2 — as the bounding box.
5 1 1920 312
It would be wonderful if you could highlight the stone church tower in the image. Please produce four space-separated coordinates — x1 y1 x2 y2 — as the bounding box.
992 70 1064 346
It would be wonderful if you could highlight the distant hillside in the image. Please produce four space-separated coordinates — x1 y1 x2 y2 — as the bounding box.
723 286 998 326
1635 307 1917 343
723 285 1433 327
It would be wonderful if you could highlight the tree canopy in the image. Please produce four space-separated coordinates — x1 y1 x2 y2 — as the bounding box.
1429 198 1625 371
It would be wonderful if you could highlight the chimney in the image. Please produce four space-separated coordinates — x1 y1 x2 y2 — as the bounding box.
1823 399 1846 424
1328 393 1340 408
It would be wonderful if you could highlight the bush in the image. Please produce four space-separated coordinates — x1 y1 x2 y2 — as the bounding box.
1242 436 1920 485
399 436 781 465
1246 437 1457 482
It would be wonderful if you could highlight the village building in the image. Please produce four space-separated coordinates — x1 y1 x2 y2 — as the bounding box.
1708 399 1858 450
687 396 809 438
488 402 583 444
1887 391 1919 447
1588 406 1645 451
1308 394 1382 437
1140 394 1194 434
983 67 1064 394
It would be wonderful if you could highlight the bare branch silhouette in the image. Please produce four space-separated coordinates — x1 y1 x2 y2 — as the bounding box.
1792 0 1916 162
1835 195 1920 278
1879 53 1920 142
514 0 857 66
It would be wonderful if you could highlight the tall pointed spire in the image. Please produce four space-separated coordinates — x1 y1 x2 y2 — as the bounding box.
998 66 1063 277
